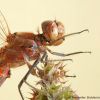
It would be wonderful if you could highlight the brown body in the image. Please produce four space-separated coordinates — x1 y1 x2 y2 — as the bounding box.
0 32 44 68
0 11 65 86
2 19 65 68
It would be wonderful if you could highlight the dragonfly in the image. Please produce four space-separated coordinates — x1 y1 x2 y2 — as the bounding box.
0 10 91 100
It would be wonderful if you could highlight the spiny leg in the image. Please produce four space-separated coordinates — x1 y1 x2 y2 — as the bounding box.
41 52 47 62
41 52 48 66
49 51 91 57
42 58 73 62
18 57 41 100
46 47 91 57
18 52 47 100
24 81 34 89
40 53 72 66
50 29 89 45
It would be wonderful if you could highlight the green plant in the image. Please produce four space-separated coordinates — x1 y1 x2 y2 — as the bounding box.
29 61 79 100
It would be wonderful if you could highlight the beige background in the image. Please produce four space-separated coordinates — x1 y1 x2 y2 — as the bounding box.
0 0 100 100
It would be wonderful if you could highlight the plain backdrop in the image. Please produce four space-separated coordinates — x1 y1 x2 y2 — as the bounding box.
0 0 100 100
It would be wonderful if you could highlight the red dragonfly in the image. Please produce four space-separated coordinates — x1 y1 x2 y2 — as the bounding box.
0 10 91 100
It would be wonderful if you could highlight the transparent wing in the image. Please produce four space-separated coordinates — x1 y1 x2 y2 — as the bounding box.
0 10 11 43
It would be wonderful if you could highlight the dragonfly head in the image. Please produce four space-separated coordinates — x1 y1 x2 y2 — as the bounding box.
42 20 65 46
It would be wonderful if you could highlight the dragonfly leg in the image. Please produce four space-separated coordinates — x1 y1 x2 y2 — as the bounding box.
18 57 41 100
41 52 47 62
47 47 91 57
24 80 34 89
18 51 48 100
43 58 73 62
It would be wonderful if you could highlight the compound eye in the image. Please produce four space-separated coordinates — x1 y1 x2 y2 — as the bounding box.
52 27 58 35
58 25 64 34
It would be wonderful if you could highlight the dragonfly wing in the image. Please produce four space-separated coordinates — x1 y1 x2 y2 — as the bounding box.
0 10 11 45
